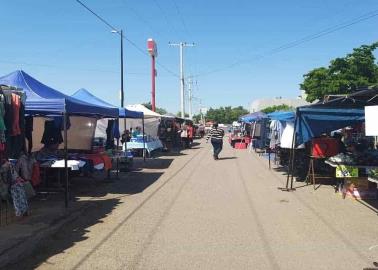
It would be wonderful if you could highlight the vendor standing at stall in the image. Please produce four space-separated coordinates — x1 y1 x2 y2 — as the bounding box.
132 127 141 138
187 122 194 148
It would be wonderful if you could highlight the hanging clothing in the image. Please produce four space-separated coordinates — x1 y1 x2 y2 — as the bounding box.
11 93 21 136
3 93 13 134
41 120 63 145
9 164 29 216
106 120 115 149
30 163 41 186
11 182 28 216
112 120 120 139
15 154 36 181
0 94 6 143
53 116 71 130
254 123 262 137
25 116 33 153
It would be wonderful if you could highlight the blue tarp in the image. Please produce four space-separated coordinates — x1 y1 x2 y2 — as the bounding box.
239 111 267 123
295 88 378 144
267 111 295 122
72 88 143 119
296 107 364 145
0 70 119 117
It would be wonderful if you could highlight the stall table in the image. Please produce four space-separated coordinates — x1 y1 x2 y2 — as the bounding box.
325 160 378 198
125 138 163 156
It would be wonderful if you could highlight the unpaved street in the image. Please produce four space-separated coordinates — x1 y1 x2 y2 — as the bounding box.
9 140 378 270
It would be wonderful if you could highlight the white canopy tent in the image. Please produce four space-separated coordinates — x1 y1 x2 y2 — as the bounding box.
95 104 162 139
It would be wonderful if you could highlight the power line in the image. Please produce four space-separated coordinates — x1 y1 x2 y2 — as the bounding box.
193 9 378 78
171 0 191 38
120 0 163 37
0 59 172 76
75 0 179 78
152 0 179 37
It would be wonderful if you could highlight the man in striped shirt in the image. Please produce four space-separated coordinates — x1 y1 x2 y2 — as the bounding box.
206 122 225 160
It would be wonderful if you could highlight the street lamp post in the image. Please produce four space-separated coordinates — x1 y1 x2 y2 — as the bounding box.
112 29 127 170
112 29 124 108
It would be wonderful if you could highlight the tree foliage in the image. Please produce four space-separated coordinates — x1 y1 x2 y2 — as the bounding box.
142 102 167 115
301 42 378 102
205 106 249 124
192 114 202 123
176 112 189 118
261 104 295 114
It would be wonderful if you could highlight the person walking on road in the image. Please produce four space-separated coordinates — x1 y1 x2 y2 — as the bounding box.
206 122 225 160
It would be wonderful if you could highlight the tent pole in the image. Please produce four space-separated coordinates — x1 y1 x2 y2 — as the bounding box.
116 117 119 179
142 117 146 162
123 117 127 174
289 117 298 190
278 113 297 191
64 112 69 207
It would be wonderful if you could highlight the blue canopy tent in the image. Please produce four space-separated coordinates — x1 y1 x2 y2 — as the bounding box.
0 70 119 117
239 111 267 123
281 87 378 191
71 88 143 119
267 111 295 122
0 70 120 207
295 88 378 145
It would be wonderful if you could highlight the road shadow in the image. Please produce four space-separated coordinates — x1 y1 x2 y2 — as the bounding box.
133 158 173 170
3 155 174 269
5 198 121 270
70 171 164 198
355 198 378 215
190 142 201 147
218 157 237 160
158 151 187 157
273 166 289 175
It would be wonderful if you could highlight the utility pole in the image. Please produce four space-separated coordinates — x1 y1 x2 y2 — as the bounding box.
120 30 124 108
169 42 195 118
188 78 193 119
147 39 158 111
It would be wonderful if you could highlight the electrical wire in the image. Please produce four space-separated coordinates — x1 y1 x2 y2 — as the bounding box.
0 59 168 76
193 9 378 78
171 0 191 38
152 0 179 37
75 0 179 78
120 0 162 37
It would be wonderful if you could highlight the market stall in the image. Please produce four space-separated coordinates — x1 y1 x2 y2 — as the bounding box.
119 104 163 155
0 70 119 208
237 111 268 150
71 88 144 169
282 87 378 198
267 111 296 168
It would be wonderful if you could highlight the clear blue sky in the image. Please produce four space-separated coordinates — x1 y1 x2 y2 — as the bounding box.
0 0 377 114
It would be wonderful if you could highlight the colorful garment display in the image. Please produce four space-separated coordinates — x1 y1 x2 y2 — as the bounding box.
25 116 33 153
10 182 28 216
11 93 21 136
0 94 6 143
2 91 26 158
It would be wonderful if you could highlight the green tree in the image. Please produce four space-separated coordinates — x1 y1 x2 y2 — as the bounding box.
205 106 248 124
192 114 202 123
176 112 189 118
301 42 378 102
261 104 295 114
142 102 167 115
